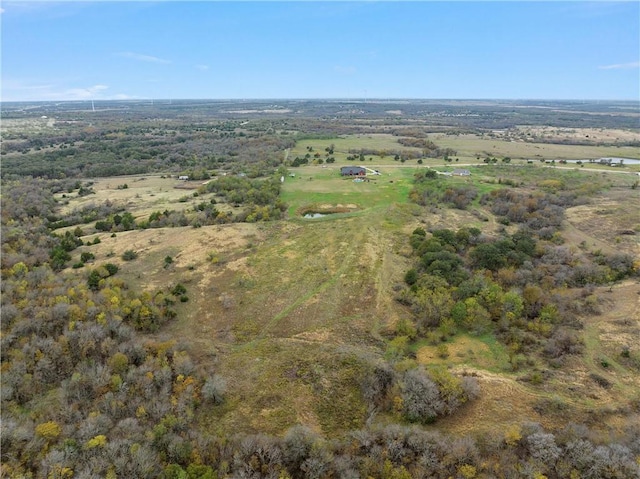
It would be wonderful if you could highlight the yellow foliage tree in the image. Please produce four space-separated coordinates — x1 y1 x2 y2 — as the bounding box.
108 352 129 374
85 435 107 449
35 421 62 441
47 465 74 479
458 464 477 479
429 366 464 405
9 262 28 277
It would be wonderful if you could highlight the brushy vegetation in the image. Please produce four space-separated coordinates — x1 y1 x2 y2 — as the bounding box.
410 169 478 210
1 180 217 477
2 100 639 477
396 171 637 373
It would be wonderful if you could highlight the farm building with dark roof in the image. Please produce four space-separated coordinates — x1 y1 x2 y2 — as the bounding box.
340 166 366 176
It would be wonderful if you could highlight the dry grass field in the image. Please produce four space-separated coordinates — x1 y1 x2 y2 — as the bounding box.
55 175 213 219
511 126 639 144
427 132 640 162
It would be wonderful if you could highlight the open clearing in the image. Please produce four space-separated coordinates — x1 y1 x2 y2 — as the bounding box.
55 174 218 219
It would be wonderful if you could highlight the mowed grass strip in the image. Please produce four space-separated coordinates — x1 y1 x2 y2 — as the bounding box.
230 213 384 341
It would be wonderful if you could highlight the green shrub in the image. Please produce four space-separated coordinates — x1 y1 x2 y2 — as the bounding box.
80 252 95 263
172 283 187 296
104 263 119 275
122 250 138 261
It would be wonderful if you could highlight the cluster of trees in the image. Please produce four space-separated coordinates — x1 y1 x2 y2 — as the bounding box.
48 198 125 230
7 416 636 478
480 188 568 237
345 147 439 162
204 173 289 221
410 170 478 210
362 362 479 425
160 421 640 479
2 178 229 478
396 139 457 159
203 174 287 221
48 230 85 271
144 207 221 229
400 222 636 367
290 155 311 167
94 211 136 232
287 144 337 166
2 178 76 272
391 128 458 158
400 170 637 372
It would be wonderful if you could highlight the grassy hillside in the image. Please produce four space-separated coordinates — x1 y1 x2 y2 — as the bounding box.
57 157 639 441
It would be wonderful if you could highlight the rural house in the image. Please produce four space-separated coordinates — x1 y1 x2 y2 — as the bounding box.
340 166 366 176
452 169 471 176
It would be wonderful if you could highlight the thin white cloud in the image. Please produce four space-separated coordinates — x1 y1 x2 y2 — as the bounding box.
0 7 5 14
117 51 171 64
195 64 210 71
2 81 119 101
598 62 640 70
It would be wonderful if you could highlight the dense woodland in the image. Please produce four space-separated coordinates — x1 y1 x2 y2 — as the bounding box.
2 100 639 478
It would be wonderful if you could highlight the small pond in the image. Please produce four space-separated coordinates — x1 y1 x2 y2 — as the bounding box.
303 212 331 218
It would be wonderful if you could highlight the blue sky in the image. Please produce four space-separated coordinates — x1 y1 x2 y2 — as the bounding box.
2 1 639 101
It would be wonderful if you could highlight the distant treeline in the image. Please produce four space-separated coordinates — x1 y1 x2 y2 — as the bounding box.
1 119 294 179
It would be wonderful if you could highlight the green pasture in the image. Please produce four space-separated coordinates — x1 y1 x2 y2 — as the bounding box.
290 133 416 157
281 164 418 217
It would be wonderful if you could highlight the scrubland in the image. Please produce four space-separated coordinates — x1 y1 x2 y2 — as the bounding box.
2 100 639 478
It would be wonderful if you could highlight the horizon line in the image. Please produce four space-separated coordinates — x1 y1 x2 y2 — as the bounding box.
2 97 639 103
